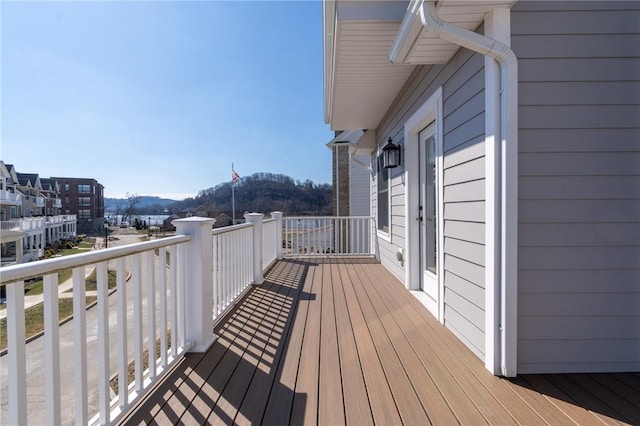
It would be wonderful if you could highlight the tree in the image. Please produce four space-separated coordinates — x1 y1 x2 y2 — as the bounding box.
121 193 141 225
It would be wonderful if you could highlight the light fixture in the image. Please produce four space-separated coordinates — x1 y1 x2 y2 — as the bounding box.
381 137 401 168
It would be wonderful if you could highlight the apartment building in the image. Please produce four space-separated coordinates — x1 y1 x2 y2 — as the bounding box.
52 176 105 234
0 161 81 265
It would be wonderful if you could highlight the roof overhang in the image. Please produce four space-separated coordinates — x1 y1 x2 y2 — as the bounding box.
326 129 376 155
323 0 515 131
0 230 25 244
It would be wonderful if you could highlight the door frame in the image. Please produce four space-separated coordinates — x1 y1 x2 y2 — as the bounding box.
404 87 444 322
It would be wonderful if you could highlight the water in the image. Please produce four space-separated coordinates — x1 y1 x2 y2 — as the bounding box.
106 214 170 227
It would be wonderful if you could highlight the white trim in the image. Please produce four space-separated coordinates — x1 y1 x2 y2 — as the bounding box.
374 149 392 239
377 230 392 244
323 0 336 124
484 9 503 376
403 87 443 323
436 98 444 322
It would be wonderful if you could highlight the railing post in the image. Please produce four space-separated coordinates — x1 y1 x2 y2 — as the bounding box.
173 217 217 352
245 213 264 285
271 211 283 260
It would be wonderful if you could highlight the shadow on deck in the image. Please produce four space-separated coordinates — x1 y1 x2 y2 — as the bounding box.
120 258 640 425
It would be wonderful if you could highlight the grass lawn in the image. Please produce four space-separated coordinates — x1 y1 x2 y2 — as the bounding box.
23 268 74 297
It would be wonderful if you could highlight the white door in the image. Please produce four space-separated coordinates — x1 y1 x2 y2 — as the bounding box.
418 125 439 314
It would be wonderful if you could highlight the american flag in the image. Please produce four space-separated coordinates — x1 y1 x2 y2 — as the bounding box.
232 168 240 184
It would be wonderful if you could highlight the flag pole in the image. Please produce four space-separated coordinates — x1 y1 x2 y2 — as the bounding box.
232 163 236 224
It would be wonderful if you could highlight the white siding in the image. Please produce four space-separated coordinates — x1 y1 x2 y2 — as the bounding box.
513 1 640 373
349 154 371 217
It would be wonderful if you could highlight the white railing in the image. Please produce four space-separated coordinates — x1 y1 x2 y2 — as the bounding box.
53 199 62 208
0 235 191 425
33 196 45 207
63 214 77 223
21 217 46 231
262 217 278 271
0 189 22 204
46 216 64 225
0 212 375 424
211 223 254 322
0 219 21 231
283 216 375 256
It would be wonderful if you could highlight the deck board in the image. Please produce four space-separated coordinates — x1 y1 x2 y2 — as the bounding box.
120 258 640 426
261 260 313 425
332 261 374 426
318 263 346 425
290 260 321 426
338 261 403 425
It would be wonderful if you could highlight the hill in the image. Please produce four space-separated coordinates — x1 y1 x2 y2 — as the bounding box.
105 196 177 214
170 172 332 215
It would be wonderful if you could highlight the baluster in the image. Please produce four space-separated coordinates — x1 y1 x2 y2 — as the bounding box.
177 243 186 350
43 273 61 425
7 280 27 425
169 245 177 358
116 257 128 406
223 232 229 307
96 262 110 424
146 250 156 379
212 235 219 318
159 247 168 367
132 254 143 391
72 266 88 424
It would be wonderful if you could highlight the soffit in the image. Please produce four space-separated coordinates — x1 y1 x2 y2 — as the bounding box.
327 0 514 130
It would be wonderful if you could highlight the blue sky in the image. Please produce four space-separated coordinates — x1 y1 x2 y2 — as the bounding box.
1 0 333 200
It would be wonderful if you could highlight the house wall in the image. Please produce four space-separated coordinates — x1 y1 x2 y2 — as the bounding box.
349 154 371 217
513 1 640 373
373 44 487 359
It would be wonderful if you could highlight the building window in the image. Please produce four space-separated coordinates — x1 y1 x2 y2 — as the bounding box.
78 209 91 219
64 183 70 191
377 155 389 234
78 197 91 207
78 184 91 193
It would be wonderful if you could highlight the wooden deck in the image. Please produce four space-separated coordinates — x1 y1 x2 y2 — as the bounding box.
121 258 640 425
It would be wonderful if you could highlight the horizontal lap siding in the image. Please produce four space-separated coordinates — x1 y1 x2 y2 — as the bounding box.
374 41 487 359
513 1 640 373
349 155 371 217
371 158 405 283
442 51 486 359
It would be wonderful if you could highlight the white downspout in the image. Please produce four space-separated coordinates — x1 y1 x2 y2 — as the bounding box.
418 1 518 376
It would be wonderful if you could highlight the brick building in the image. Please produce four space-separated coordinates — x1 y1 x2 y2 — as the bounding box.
52 177 105 234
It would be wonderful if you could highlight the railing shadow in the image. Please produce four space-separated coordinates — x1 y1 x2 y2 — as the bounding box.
121 258 315 425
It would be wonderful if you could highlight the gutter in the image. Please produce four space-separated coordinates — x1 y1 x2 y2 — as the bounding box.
326 130 372 172
390 0 518 377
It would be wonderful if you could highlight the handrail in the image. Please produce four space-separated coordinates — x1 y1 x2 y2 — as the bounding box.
0 235 192 284
211 222 253 236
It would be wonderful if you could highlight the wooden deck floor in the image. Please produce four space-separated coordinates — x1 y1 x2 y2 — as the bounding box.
121 258 640 425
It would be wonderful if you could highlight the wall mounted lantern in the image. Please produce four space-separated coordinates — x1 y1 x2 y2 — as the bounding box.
381 137 401 168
